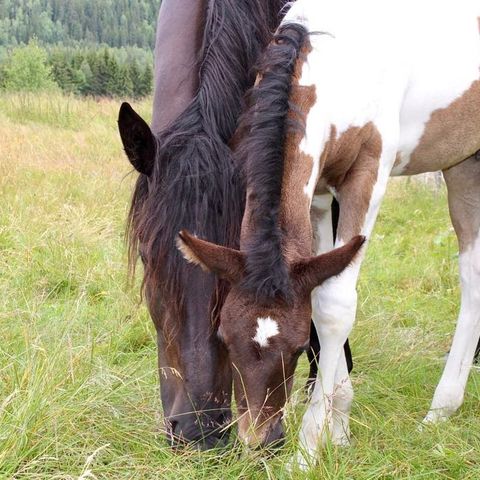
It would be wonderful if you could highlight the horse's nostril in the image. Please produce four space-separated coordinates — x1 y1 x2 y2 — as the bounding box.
166 414 231 449
261 420 285 450
169 419 179 434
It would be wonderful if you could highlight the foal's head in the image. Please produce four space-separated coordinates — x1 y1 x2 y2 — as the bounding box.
177 230 364 447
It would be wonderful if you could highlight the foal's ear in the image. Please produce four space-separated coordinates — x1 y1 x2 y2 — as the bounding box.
177 230 246 284
118 102 156 176
291 236 366 293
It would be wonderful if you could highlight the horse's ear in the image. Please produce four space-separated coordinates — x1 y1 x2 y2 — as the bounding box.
291 236 366 293
177 230 246 284
118 102 156 176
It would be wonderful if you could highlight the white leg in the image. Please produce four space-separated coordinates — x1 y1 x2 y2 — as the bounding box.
331 353 353 445
310 194 353 446
424 235 480 423
424 157 480 423
311 193 334 254
295 141 395 469
296 260 360 468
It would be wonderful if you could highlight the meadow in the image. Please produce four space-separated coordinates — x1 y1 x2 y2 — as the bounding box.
1 93 479 479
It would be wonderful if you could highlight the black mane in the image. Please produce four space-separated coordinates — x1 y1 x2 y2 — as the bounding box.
127 0 290 309
237 23 309 302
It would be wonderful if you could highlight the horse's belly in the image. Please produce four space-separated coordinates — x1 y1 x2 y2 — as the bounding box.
394 78 480 176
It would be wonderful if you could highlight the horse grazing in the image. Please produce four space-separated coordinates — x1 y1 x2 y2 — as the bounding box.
118 0 289 449
178 0 480 466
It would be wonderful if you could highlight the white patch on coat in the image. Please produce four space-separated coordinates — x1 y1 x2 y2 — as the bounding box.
253 317 279 347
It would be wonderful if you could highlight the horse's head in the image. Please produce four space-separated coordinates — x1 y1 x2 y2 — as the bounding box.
118 103 234 449
177 230 364 447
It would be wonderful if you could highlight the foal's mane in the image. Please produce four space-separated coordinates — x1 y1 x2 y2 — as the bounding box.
127 0 289 311
237 23 309 302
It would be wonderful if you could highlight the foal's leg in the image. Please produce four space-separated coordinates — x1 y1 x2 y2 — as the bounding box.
296 136 396 468
424 155 480 423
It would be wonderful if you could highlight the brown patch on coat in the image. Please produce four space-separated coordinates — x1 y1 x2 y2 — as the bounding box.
443 154 480 252
401 79 480 175
318 123 382 239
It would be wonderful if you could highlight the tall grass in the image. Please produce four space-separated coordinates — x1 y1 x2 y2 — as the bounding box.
1 93 479 479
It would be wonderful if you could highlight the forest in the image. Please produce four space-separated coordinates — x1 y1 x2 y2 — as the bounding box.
0 0 161 98
0 0 161 49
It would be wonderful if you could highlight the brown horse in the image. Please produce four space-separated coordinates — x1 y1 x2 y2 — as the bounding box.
118 0 291 449
178 0 480 467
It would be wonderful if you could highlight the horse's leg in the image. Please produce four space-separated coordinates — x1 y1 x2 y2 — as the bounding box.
307 198 353 393
424 155 480 424
296 134 396 467
306 194 355 444
331 198 354 374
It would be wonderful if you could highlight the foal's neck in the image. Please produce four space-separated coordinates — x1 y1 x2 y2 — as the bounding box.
240 83 318 262
279 83 318 261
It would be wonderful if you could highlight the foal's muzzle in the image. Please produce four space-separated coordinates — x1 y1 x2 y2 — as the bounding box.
238 414 285 450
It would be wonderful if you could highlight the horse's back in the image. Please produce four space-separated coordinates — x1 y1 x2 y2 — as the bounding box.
285 0 480 175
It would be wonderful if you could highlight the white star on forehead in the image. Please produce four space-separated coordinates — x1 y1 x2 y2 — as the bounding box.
253 317 279 347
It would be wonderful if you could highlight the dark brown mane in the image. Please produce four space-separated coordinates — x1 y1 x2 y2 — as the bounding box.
127 0 290 311
236 23 309 302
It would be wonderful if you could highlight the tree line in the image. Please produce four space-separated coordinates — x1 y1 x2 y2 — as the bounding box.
0 0 161 49
0 41 153 98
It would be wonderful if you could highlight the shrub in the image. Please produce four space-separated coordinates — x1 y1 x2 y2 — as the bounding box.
2 40 58 93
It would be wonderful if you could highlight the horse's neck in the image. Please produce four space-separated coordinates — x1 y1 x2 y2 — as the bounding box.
151 0 204 133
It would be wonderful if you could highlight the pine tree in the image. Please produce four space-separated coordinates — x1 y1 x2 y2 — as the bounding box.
129 60 142 98
138 63 153 98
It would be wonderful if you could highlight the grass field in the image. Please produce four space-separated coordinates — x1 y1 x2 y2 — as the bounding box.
1 93 479 479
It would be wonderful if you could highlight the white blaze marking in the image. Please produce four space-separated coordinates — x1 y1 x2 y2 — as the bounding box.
253 317 279 347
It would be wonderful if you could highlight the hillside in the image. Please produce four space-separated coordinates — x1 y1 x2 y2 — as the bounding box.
0 0 161 49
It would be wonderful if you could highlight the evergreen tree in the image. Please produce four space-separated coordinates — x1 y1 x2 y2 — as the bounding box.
129 60 142 98
0 0 161 49
138 63 153 98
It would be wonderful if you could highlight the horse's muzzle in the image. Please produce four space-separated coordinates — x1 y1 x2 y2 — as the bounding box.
166 410 231 450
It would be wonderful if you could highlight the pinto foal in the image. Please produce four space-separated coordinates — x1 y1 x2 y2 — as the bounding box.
179 0 480 467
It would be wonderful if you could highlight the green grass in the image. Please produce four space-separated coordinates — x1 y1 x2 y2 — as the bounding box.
1 93 479 479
